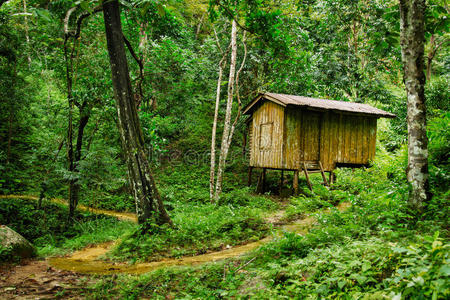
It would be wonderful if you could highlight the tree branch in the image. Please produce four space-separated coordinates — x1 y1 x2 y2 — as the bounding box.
65 6 103 39
215 2 254 33
123 34 145 106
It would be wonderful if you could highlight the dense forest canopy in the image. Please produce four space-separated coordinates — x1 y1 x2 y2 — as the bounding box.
0 0 448 298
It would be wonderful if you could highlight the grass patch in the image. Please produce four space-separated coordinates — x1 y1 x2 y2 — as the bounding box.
109 163 279 262
110 201 272 262
86 150 449 299
0 197 136 257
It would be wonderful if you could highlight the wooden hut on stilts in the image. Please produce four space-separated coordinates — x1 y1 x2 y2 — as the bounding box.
243 93 396 193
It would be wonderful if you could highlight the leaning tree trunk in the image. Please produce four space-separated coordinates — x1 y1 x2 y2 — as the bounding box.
102 0 172 226
399 0 430 211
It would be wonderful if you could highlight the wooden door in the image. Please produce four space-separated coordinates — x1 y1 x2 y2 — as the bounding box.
302 112 321 161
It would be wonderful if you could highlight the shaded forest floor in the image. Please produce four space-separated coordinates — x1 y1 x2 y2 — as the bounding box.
0 194 346 298
1 155 448 298
0 260 91 299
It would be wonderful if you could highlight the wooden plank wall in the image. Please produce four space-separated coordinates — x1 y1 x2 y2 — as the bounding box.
320 112 377 171
283 108 302 170
248 104 378 171
302 112 321 162
249 101 285 168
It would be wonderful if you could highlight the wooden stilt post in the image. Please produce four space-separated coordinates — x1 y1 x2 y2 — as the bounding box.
279 170 284 195
293 169 299 195
256 169 262 193
262 168 266 193
302 162 313 191
318 161 328 186
248 166 253 186
328 171 336 185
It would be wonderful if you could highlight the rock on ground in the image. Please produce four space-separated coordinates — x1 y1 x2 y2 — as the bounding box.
0 225 36 259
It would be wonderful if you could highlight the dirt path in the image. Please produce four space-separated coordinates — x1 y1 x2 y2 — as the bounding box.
0 195 137 222
48 202 350 275
1 195 349 297
0 260 92 299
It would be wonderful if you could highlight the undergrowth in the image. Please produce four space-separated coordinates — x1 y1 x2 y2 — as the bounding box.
110 176 277 262
0 197 135 257
87 146 449 299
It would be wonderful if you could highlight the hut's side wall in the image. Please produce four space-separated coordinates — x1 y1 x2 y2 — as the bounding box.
320 112 377 171
283 107 302 170
249 101 285 169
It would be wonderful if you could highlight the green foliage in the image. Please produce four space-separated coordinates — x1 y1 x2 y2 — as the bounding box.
0 0 449 298
426 77 450 115
0 242 15 262
384 233 449 299
88 261 244 299
0 197 135 256
428 111 450 192
111 201 270 262
255 235 449 299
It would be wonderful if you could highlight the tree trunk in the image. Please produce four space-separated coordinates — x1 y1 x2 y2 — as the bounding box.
213 20 238 202
22 0 31 66
64 35 76 219
209 45 228 201
399 0 430 211
102 0 172 226
6 107 13 164
68 102 90 218
426 34 435 81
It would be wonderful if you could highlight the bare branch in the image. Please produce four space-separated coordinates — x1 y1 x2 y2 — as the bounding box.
210 42 231 200
64 7 77 34
213 25 223 54
123 35 144 70
72 6 103 39
123 34 145 106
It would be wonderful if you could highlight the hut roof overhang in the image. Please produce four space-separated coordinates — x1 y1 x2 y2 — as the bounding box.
243 92 396 118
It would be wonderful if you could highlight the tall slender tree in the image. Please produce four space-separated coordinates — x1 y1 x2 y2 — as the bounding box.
210 19 247 203
102 0 172 226
399 0 431 210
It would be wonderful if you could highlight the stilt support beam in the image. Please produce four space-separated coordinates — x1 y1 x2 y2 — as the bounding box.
293 169 299 195
302 162 313 191
318 161 328 186
279 170 284 195
262 168 266 193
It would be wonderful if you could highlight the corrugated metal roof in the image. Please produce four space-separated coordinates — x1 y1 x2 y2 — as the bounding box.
243 92 396 118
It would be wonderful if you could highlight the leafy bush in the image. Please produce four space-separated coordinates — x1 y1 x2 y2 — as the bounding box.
0 242 15 262
384 233 449 299
428 111 450 192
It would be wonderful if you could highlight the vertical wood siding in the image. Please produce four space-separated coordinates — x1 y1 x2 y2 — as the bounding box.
283 108 302 169
249 101 285 168
302 112 321 162
320 112 378 171
249 104 378 171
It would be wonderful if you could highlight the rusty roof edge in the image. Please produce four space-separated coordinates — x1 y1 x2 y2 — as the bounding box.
243 92 396 118
242 94 263 115
243 93 287 114
270 93 396 118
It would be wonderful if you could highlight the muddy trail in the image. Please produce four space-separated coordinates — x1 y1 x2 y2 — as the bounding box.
0 195 137 222
1 195 349 276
